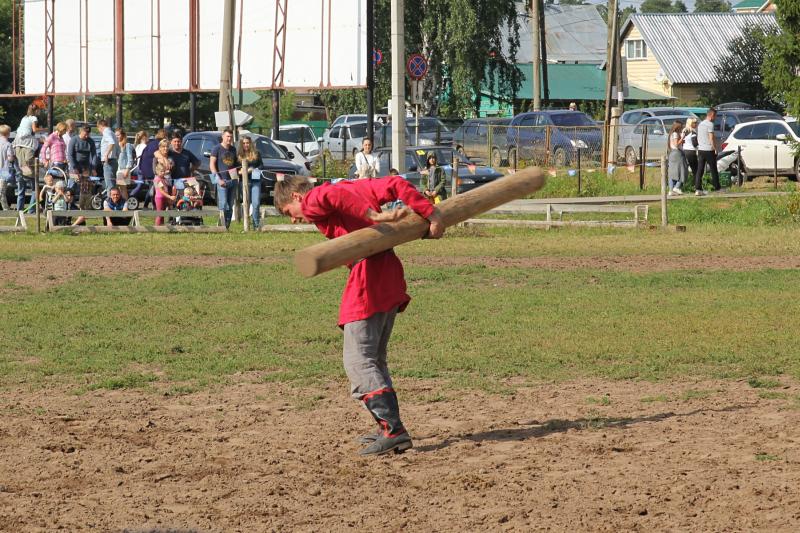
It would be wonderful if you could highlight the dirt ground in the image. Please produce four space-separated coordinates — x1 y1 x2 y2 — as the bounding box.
1 378 798 532
4 253 800 292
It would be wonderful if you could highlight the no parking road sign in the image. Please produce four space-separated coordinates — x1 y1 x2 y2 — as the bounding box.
406 54 428 80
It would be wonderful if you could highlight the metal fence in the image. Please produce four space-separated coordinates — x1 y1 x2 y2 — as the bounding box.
470 124 680 172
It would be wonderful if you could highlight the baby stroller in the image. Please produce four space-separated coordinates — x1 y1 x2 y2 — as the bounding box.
172 177 205 226
90 177 139 211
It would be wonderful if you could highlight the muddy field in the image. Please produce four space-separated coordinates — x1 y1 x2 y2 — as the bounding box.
1 378 798 532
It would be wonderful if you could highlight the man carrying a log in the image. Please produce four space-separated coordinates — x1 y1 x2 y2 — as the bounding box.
275 175 444 456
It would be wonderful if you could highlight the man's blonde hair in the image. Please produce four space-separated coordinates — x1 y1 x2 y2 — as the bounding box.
274 175 315 208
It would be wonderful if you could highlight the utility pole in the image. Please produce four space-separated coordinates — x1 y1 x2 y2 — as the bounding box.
391 0 406 172
538 0 549 107
366 0 375 143
602 0 619 168
219 0 236 136
531 0 541 111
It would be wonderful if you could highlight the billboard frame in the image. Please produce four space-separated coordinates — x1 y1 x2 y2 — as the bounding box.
2 0 367 98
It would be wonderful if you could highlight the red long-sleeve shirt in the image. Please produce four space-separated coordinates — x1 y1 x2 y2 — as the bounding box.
301 177 435 327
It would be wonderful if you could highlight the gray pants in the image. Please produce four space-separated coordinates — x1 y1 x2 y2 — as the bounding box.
343 308 398 400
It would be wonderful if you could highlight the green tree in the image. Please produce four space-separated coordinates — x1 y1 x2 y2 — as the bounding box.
317 0 521 120
640 0 687 13
762 0 800 117
694 0 731 12
701 25 781 111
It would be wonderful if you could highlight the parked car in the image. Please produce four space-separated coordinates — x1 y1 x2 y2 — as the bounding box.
182 131 298 205
405 117 453 146
272 139 314 174
712 108 783 143
274 124 321 163
330 113 388 130
618 114 689 166
617 107 698 160
346 145 504 195
506 110 602 167
721 119 800 180
322 121 384 159
453 117 511 167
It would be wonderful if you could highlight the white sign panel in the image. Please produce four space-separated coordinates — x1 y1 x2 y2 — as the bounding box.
23 0 367 95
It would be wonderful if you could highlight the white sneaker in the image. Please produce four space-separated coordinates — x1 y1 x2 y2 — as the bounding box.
694 190 706 196
668 191 674 197
672 187 683 195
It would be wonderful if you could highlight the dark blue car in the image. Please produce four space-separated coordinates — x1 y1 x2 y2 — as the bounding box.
506 110 602 167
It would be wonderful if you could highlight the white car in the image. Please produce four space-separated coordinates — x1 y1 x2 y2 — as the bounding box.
272 139 314 175
722 119 800 180
321 121 383 159
275 124 321 162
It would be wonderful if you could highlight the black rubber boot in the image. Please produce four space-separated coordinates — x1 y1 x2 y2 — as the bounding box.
356 430 381 444
359 388 413 456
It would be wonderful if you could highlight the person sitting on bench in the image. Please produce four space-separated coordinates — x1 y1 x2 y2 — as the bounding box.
103 186 130 227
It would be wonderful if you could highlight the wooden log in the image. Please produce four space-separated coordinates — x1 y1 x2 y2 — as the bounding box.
294 167 545 277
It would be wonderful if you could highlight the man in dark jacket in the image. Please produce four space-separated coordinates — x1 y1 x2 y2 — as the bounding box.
67 126 97 209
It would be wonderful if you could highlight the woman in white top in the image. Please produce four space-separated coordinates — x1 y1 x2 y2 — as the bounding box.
354 138 380 178
133 130 149 165
667 121 688 195
681 118 699 179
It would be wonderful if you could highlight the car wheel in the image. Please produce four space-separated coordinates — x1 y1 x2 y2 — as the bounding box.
491 147 503 168
552 148 567 168
508 147 518 168
456 146 466 157
126 197 139 210
794 158 800 182
625 146 638 167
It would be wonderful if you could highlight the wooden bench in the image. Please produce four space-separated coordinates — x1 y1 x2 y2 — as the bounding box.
0 211 29 232
47 209 226 233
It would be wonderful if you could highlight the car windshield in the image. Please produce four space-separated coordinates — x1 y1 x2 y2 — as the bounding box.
549 113 595 127
254 137 287 159
279 127 315 143
738 112 782 124
406 118 451 133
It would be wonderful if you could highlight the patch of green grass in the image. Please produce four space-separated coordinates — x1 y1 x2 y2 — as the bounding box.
87 373 158 391
680 389 714 401
757 390 789 400
2 227 800 393
586 395 611 406
748 376 781 389
640 394 670 403
755 453 781 462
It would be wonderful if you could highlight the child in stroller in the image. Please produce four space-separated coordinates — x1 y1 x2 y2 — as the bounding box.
173 178 204 226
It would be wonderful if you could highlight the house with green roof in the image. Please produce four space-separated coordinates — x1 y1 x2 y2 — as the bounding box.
478 63 670 117
732 0 775 13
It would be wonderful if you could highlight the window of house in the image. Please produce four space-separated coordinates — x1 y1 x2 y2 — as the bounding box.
626 39 647 60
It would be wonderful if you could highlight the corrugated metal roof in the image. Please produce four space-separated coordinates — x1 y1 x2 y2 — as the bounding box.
624 13 778 85
506 3 607 64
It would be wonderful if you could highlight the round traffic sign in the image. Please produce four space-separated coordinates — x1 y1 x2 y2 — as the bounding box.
372 49 383 66
406 54 428 80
